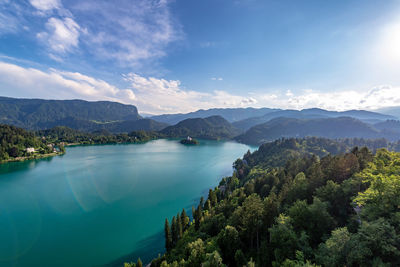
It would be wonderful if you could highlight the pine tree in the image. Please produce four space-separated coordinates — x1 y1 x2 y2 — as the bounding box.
181 208 189 231
194 205 202 231
208 189 217 207
192 206 196 220
171 216 178 245
137 258 143 267
200 196 205 208
177 213 183 239
164 218 172 252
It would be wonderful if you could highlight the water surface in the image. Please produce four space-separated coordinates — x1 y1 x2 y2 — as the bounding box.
0 139 254 266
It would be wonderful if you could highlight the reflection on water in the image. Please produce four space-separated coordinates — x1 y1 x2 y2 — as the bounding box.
0 139 255 266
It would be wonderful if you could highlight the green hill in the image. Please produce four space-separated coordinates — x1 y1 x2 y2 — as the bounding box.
235 117 392 145
0 96 141 130
160 115 242 140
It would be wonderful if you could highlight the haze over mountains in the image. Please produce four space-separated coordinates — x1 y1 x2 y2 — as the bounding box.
1 96 400 144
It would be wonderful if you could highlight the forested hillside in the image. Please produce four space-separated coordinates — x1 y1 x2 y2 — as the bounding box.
0 96 142 131
160 116 241 140
235 117 400 145
37 126 161 145
127 138 400 267
0 124 53 161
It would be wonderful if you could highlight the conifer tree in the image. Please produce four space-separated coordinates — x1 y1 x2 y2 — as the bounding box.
164 218 172 252
171 216 178 245
177 213 183 239
137 258 142 267
181 208 189 231
208 189 217 206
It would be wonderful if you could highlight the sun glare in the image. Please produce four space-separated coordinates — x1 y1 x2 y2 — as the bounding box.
377 20 400 64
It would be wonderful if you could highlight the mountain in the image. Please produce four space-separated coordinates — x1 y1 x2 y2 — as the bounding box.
374 120 400 134
374 106 400 119
0 96 141 130
100 119 168 132
235 117 397 145
160 115 241 140
150 107 278 125
233 108 396 131
31 117 168 133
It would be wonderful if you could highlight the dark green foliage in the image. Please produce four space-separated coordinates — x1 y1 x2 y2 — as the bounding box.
0 124 53 161
149 138 400 267
0 96 142 130
37 126 160 145
165 219 172 252
179 138 199 145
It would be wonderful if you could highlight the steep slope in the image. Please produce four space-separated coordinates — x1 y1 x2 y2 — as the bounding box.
233 108 396 131
160 115 241 139
37 117 168 133
235 117 387 145
150 107 278 124
0 96 141 130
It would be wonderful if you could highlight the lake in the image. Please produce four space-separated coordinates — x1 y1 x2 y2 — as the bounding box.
0 139 255 266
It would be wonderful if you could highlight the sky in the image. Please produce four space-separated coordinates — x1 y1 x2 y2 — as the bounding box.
0 0 400 114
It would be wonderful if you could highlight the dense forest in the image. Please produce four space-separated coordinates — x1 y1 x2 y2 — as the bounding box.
124 138 400 267
0 124 53 161
0 125 161 162
0 96 141 129
37 126 161 145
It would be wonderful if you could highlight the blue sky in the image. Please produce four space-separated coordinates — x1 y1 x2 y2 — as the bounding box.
1 0 400 114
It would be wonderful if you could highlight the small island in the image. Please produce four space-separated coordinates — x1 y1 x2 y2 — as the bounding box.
180 136 199 145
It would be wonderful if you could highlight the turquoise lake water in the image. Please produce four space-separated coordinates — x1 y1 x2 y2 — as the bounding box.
0 139 254 266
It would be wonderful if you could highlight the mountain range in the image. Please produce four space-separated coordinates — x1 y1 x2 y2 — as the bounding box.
232 108 396 131
149 107 279 124
1 96 400 144
234 117 399 145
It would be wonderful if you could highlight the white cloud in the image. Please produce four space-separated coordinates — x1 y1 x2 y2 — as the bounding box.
211 77 223 81
29 0 61 11
123 73 256 114
0 61 135 103
69 0 181 65
37 17 81 53
1 61 400 115
256 86 400 111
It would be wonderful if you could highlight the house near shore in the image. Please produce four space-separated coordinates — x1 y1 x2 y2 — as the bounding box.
26 147 35 153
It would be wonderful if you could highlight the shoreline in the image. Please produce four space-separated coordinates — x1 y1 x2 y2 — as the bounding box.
0 151 65 164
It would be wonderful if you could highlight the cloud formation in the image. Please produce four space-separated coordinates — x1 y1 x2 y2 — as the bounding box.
0 61 135 103
123 73 256 113
0 0 180 65
37 17 82 54
1 60 400 115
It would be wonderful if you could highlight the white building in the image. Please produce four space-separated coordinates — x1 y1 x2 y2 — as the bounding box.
26 147 35 153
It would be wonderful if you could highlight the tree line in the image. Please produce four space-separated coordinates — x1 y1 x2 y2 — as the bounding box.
139 138 400 266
